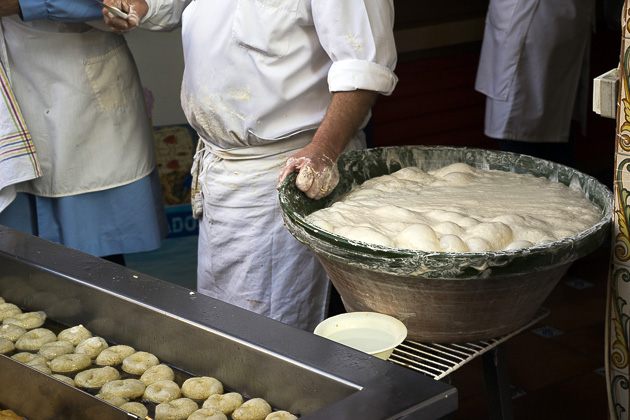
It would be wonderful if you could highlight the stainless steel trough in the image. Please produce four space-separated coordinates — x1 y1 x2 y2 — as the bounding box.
0 225 456 420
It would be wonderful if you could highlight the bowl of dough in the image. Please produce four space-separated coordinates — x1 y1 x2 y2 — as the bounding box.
278 146 612 343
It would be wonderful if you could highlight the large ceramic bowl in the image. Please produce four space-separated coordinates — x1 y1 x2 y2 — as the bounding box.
279 146 612 343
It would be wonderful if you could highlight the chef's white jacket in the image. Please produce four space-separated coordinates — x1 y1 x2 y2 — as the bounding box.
141 0 398 330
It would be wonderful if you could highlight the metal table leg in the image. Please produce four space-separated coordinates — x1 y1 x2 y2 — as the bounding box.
482 344 514 420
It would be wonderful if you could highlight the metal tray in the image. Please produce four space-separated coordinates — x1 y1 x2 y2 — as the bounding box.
0 225 457 419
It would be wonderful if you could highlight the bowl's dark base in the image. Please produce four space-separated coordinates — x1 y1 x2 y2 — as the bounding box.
319 255 571 343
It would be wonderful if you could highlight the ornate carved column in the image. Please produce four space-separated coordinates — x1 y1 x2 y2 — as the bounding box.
608 2 630 418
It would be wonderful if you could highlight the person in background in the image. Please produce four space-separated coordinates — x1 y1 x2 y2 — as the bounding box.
475 0 595 167
104 0 398 331
0 0 168 265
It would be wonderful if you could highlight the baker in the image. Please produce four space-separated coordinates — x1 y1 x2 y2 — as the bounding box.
104 0 398 331
0 0 168 265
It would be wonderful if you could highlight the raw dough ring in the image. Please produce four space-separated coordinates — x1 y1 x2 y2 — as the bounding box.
0 337 14 354
0 303 21 322
95 344 135 366
100 379 146 399
120 402 149 418
122 351 159 375
75 336 109 359
48 353 92 374
154 397 198 420
12 352 48 366
140 364 175 385
0 324 26 342
57 325 92 346
181 376 223 400
202 392 243 415
38 340 74 360
265 411 298 420
2 311 46 330
15 328 57 351
188 408 228 420
232 398 272 420
143 379 181 403
75 366 121 389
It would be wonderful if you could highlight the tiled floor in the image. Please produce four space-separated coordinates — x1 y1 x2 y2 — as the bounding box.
448 242 611 419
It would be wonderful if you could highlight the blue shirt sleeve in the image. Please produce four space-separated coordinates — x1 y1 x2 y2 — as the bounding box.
19 0 104 22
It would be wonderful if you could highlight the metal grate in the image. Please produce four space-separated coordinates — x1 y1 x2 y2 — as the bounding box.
388 307 550 380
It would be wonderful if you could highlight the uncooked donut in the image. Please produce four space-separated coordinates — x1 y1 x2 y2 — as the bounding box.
154 398 198 420
202 392 243 415
181 376 223 400
0 337 14 354
0 303 21 322
75 336 109 359
95 344 135 366
74 366 120 389
52 373 75 387
265 412 298 420
120 402 149 418
140 363 175 385
38 340 74 360
188 408 228 420
15 328 56 351
232 398 272 420
48 353 92 374
12 352 48 366
3 311 46 330
100 379 146 399
57 325 92 346
122 351 159 375
0 324 26 342
143 379 181 403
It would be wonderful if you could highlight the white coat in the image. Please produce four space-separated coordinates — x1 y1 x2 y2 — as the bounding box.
475 0 595 143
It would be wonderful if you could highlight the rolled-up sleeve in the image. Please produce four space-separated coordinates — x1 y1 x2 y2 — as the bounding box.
312 0 398 95
19 0 103 22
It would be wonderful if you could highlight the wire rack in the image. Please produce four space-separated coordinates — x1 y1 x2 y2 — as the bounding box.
387 307 550 380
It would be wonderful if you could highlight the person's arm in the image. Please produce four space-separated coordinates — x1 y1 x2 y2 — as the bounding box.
0 0 20 17
277 89 378 200
103 0 186 33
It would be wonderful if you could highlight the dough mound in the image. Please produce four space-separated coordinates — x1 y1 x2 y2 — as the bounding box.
143 379 181 403
202 392 243 415
154 397 198 420
122 351 159 375
181 376 223 400
0 409 23 420
100 379 146 399
75 366 120 389
232 398 272 420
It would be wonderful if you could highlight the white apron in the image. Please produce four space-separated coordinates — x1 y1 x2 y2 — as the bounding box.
475 0 595 143
196 133 365 331
1 17 155 197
